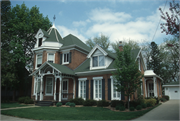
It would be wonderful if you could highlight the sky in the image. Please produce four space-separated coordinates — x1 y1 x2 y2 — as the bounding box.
11 0 174 46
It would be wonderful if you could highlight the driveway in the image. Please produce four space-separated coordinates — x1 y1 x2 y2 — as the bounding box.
132 100 180 120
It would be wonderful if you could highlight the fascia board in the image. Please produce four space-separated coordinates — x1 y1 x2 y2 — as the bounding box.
87 45 108 58
162 85 180 87
135 48 142 61
75 69 116 74
32 47 60 52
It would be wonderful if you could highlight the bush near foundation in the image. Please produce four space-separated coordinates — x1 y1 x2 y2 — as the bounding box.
145 97 159 105
56 102 62 107
111 100 124 107
160 98 167 102
18 96 33 104
129 107 135 111
97 100 109 107
119 106 126 111
83 99 97 106
162 95 169 100
65 102 71 106
146 102 152 107
69 103 75 107
141 103 147 108
70 97 84 105
136 105 142 110
144 98 156 106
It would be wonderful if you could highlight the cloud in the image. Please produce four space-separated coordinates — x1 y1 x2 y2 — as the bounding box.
59 11 63 16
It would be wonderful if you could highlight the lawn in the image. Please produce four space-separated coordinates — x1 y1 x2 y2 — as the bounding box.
1 104 161 120
1 103 32 109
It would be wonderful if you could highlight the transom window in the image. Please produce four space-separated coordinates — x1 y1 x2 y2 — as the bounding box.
37 54 42 68
79 80 86 100
93 55 104 67
47 53 54 63
45 77 53 95
94 80 102 100
63 53 69 64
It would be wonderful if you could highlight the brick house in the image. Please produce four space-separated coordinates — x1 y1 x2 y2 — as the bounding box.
30 24 163 103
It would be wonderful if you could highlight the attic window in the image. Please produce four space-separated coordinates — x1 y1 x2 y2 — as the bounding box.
93 55 104 67
38 38 42 47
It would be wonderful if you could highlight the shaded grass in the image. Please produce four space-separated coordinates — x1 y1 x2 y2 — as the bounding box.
1 103 32 109
1 104 161 120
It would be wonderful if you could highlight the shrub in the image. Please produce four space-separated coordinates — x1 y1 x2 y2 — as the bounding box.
65 102 71 106
136 105 142 110
146 102 152 107
162 95 169 100
18 96 30 103
129 107 135 111
69 103 75 107
119 106 125 111
115 105 120 110
70 97 84 105
56 102 62 107
141 103 147 108
97 100 109 107
83 99 97 106
160 98 167 102
144 98 156 106
153 97 159 104
24 99 34 104
111 100 124 107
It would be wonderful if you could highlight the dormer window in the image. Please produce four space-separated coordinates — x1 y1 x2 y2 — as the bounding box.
38 38 42 47
47 53 54 63
93 55 104 67
37 54 42 68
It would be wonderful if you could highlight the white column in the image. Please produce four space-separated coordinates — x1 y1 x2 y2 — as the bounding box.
59 76 62 102
35 77 38 100
73 78 75 99
54 77 57 101
144 79 147 97
40 76 43 101
153 77 157 97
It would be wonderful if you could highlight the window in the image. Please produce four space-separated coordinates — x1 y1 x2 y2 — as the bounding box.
38 38 42 47
93 77 103 100
37 54 42 68
47 53 54 63
63 53 69 64
45 77 53 95
110 76 121 100
93 55 104 67
34 79 41 94
79 80 86 100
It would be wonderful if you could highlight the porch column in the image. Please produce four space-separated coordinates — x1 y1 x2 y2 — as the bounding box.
73 78 75 99
54 77 57 101
35 77 38 100
153 77 157 97
59 76 62 102
144 79 147 97
40 76 43 101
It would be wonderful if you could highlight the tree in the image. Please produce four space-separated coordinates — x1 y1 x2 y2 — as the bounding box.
111 39 141 52
159 0 180 37
112 46 143 109
86 34 110 50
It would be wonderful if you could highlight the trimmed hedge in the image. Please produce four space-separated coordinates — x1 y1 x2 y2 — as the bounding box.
147 102 152 107
141 103 147 108
83 99 97 106
65 102 71 106
70 97 84 105
119 106 125 111
129 107 135 111
111 100 124 107
18 96 33 104
144 98 156 106
162 95 169 100
97 100 109 107
160 98 167 102
24 99 33 104
56 102 62 107
136 105 142 110
69 103 75 107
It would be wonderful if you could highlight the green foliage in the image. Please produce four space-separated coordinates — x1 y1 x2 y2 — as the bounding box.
18 96 31 103
144 99 156 106
112 45 143 109
136 105 142 110
65 102 71 106
111 100 124 107
160 98 167 102
83 99 97 106
56 102 62 107
70 97 84 105
141 103 147 108
162 95 169 100
97 100 109 107
119 106 126 111
24 99 34 104
69 103 75 107
129 107 135 111
86 34 110 50
146 103 152 107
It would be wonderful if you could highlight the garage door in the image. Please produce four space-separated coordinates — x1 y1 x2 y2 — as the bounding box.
169 87 180 99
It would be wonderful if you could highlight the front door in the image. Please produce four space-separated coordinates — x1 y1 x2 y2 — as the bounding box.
148 82 154 97
62 79 68 100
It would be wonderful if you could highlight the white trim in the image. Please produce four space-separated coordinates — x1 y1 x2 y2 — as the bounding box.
75 69 116 75
32 46 60 52
47 53 55 63
87 44 108 58
90 55 106 70
135 48 142 61
93 79 102 100
93 77 103 80
111 78 121 100
45 76 54 96
62 52 70 65
36 54 42 69
78 80 86 100
163 85 180 87
78 78 87 81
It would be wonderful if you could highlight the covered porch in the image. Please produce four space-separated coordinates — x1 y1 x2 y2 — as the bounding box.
30 62 76 102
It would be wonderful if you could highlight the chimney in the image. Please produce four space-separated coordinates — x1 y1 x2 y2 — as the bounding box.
119 41 123 51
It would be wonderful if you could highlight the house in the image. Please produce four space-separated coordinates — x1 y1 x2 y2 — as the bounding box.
30 24 163 103
163 81 180 100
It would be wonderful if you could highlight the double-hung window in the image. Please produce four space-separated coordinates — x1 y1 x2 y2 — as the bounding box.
110 76 121 100
47 53 54 63
93 77 103 100
45 77 53 95
93 55 104 67
63 53 69 64
37 54 42 68
34 79 41 94
78 79 86 100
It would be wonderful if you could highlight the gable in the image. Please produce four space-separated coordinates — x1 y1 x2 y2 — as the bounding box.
92 49 104 56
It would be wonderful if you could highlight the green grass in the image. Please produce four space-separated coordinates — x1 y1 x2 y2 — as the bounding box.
1 104 161 120
1 103 32 109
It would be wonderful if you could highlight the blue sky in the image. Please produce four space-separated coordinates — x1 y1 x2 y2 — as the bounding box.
11 0 173 45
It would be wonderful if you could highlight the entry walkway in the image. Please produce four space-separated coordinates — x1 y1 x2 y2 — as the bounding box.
132 100 180 120
1 105 40 110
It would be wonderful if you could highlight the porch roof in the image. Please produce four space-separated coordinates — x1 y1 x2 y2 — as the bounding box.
144 70 163 81
30 61 74 76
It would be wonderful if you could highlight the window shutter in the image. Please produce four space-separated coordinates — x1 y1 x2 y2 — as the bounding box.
102 79 105 100
76 80 79 98
86 80 89 99
91 80 93 99
108 78 111 100
60 54 62 64
69 52 72 63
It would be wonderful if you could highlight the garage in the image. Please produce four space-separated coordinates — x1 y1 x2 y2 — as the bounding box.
163 81 180 100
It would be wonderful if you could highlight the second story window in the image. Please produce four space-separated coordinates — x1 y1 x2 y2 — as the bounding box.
93 55 104 67
63 53 69 64
47 53 54 63
37 54 42 68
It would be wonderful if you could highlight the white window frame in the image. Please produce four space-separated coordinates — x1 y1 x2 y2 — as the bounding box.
45 77 54 96
141 79 143 95
78 78 87 100
62 52 69 65
110 76 121 100
34 78 43 95
47 53 55 63
36 54 42 69
91 55 106 70
93 77 103 100
138 56 141 71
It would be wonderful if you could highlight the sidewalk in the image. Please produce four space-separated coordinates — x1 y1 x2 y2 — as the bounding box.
1 105 40 110
1 114 40 121
132 100 180 120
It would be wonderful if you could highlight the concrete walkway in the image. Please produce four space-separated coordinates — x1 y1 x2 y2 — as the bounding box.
1 105 40 110
132 100 180 120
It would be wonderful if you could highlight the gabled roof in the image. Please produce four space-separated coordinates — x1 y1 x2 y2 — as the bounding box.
41 29 50 37
163 81 179 86
62 34 91 52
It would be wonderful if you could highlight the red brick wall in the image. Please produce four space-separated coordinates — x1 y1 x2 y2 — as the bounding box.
42 51 47 64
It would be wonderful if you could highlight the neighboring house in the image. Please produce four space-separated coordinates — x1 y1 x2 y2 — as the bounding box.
30 24 163 103
163 81 180 100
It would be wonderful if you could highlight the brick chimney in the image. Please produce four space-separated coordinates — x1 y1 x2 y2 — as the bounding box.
119 41 123 51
